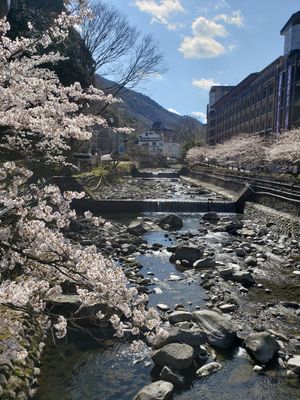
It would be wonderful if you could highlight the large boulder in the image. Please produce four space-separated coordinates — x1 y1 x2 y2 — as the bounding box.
159 214 183 230
232 271 255 286
244 332 280 364
173 246 204 264
152 343 195 370
287 355 300 375
160 366 185 386
192 310 237 349
202 212 220 221
134 380 173 400
127 220 148 236
193 258 216 269
168 311 193 325
153 327 207 349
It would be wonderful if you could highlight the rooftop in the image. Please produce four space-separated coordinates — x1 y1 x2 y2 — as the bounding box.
280 10 300 34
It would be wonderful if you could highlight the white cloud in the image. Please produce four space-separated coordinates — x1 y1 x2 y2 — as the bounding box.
180 36 225 59
191 111 207 124
178 16 227 59
192 78 220 90
214 11 244 27
192 16 227 38
167 107 181 115
134 0 185 29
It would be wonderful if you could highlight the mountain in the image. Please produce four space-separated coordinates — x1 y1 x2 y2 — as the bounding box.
94 75 204 134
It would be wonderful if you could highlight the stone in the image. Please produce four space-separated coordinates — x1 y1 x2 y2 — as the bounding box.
192 310 237 349
157 304 170 311
253 365 263 373
219 304 237 313
236 248 246 257
134 380 174 400
232 271 255 286
219 268 234 279
168 274 182 281
193 258 216 269
244 332 280 364
159 214 183 230
152 327 207 349
287 355 300 375
152 343 195 370
196 362 222 377
202 212 220 221
127 220 147 236
169 311 193 325
173 246 204 264
0 374 7 385
244 256 257 266
45 294 84 318
160 366 185 386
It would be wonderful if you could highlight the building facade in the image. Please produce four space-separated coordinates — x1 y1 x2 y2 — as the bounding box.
136 131 164 154
207 11 300 145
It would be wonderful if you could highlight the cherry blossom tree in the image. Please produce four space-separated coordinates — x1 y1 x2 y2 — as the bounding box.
187 134 269 169
0 0 162 362
268 129 300 165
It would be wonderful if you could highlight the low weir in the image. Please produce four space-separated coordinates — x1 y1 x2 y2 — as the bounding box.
72 198 236 214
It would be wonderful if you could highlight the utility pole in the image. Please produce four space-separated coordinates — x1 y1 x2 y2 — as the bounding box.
0 0 11 18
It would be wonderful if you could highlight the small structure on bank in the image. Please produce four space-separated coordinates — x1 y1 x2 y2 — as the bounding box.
136 121 182 159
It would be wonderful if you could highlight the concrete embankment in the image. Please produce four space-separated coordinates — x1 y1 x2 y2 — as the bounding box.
187 167 300 238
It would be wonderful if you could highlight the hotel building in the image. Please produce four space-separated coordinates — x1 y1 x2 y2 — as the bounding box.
207 11 300 145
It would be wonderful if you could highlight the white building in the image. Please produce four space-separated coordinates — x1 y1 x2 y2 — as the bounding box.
137 131 163 154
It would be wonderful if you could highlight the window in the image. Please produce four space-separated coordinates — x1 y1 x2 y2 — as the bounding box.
152 141 156 145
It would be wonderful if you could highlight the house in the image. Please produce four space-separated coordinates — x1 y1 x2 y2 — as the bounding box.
136 131 164 154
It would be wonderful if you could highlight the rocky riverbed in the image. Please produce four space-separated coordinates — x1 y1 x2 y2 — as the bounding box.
88 176 226 201
36 207 300 400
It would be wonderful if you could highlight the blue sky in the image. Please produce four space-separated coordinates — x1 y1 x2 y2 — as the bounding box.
105 0 300 123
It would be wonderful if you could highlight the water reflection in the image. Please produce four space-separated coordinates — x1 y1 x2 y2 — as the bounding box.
36 214 300 400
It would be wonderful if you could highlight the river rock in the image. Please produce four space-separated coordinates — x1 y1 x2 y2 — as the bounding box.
287 356 300 375
157 304 170 311
196 362 222 377
236 248 246 257
192 310 237 349
202 212 220 221
232 271 255 286
46 295 81 314
174 246 203 264
244 256 257 266
153 327 207 349
169 311 193 324
152 343 195 370
160 366 185 386
127 220 148 236
134 380 174 400
244 332 280 364
219 304 237 313
193 258 216 269
159 214 183 230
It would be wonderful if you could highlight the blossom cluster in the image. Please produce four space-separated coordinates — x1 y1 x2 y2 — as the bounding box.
187 130 300 168
0 0 163 361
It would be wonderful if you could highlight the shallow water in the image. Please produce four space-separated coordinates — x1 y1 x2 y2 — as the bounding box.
36 213 300 400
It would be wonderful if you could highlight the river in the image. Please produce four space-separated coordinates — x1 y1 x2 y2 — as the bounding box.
35 174 300 400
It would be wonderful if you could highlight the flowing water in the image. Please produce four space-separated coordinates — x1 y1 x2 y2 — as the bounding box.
36 175 300 400
36 213 300 400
